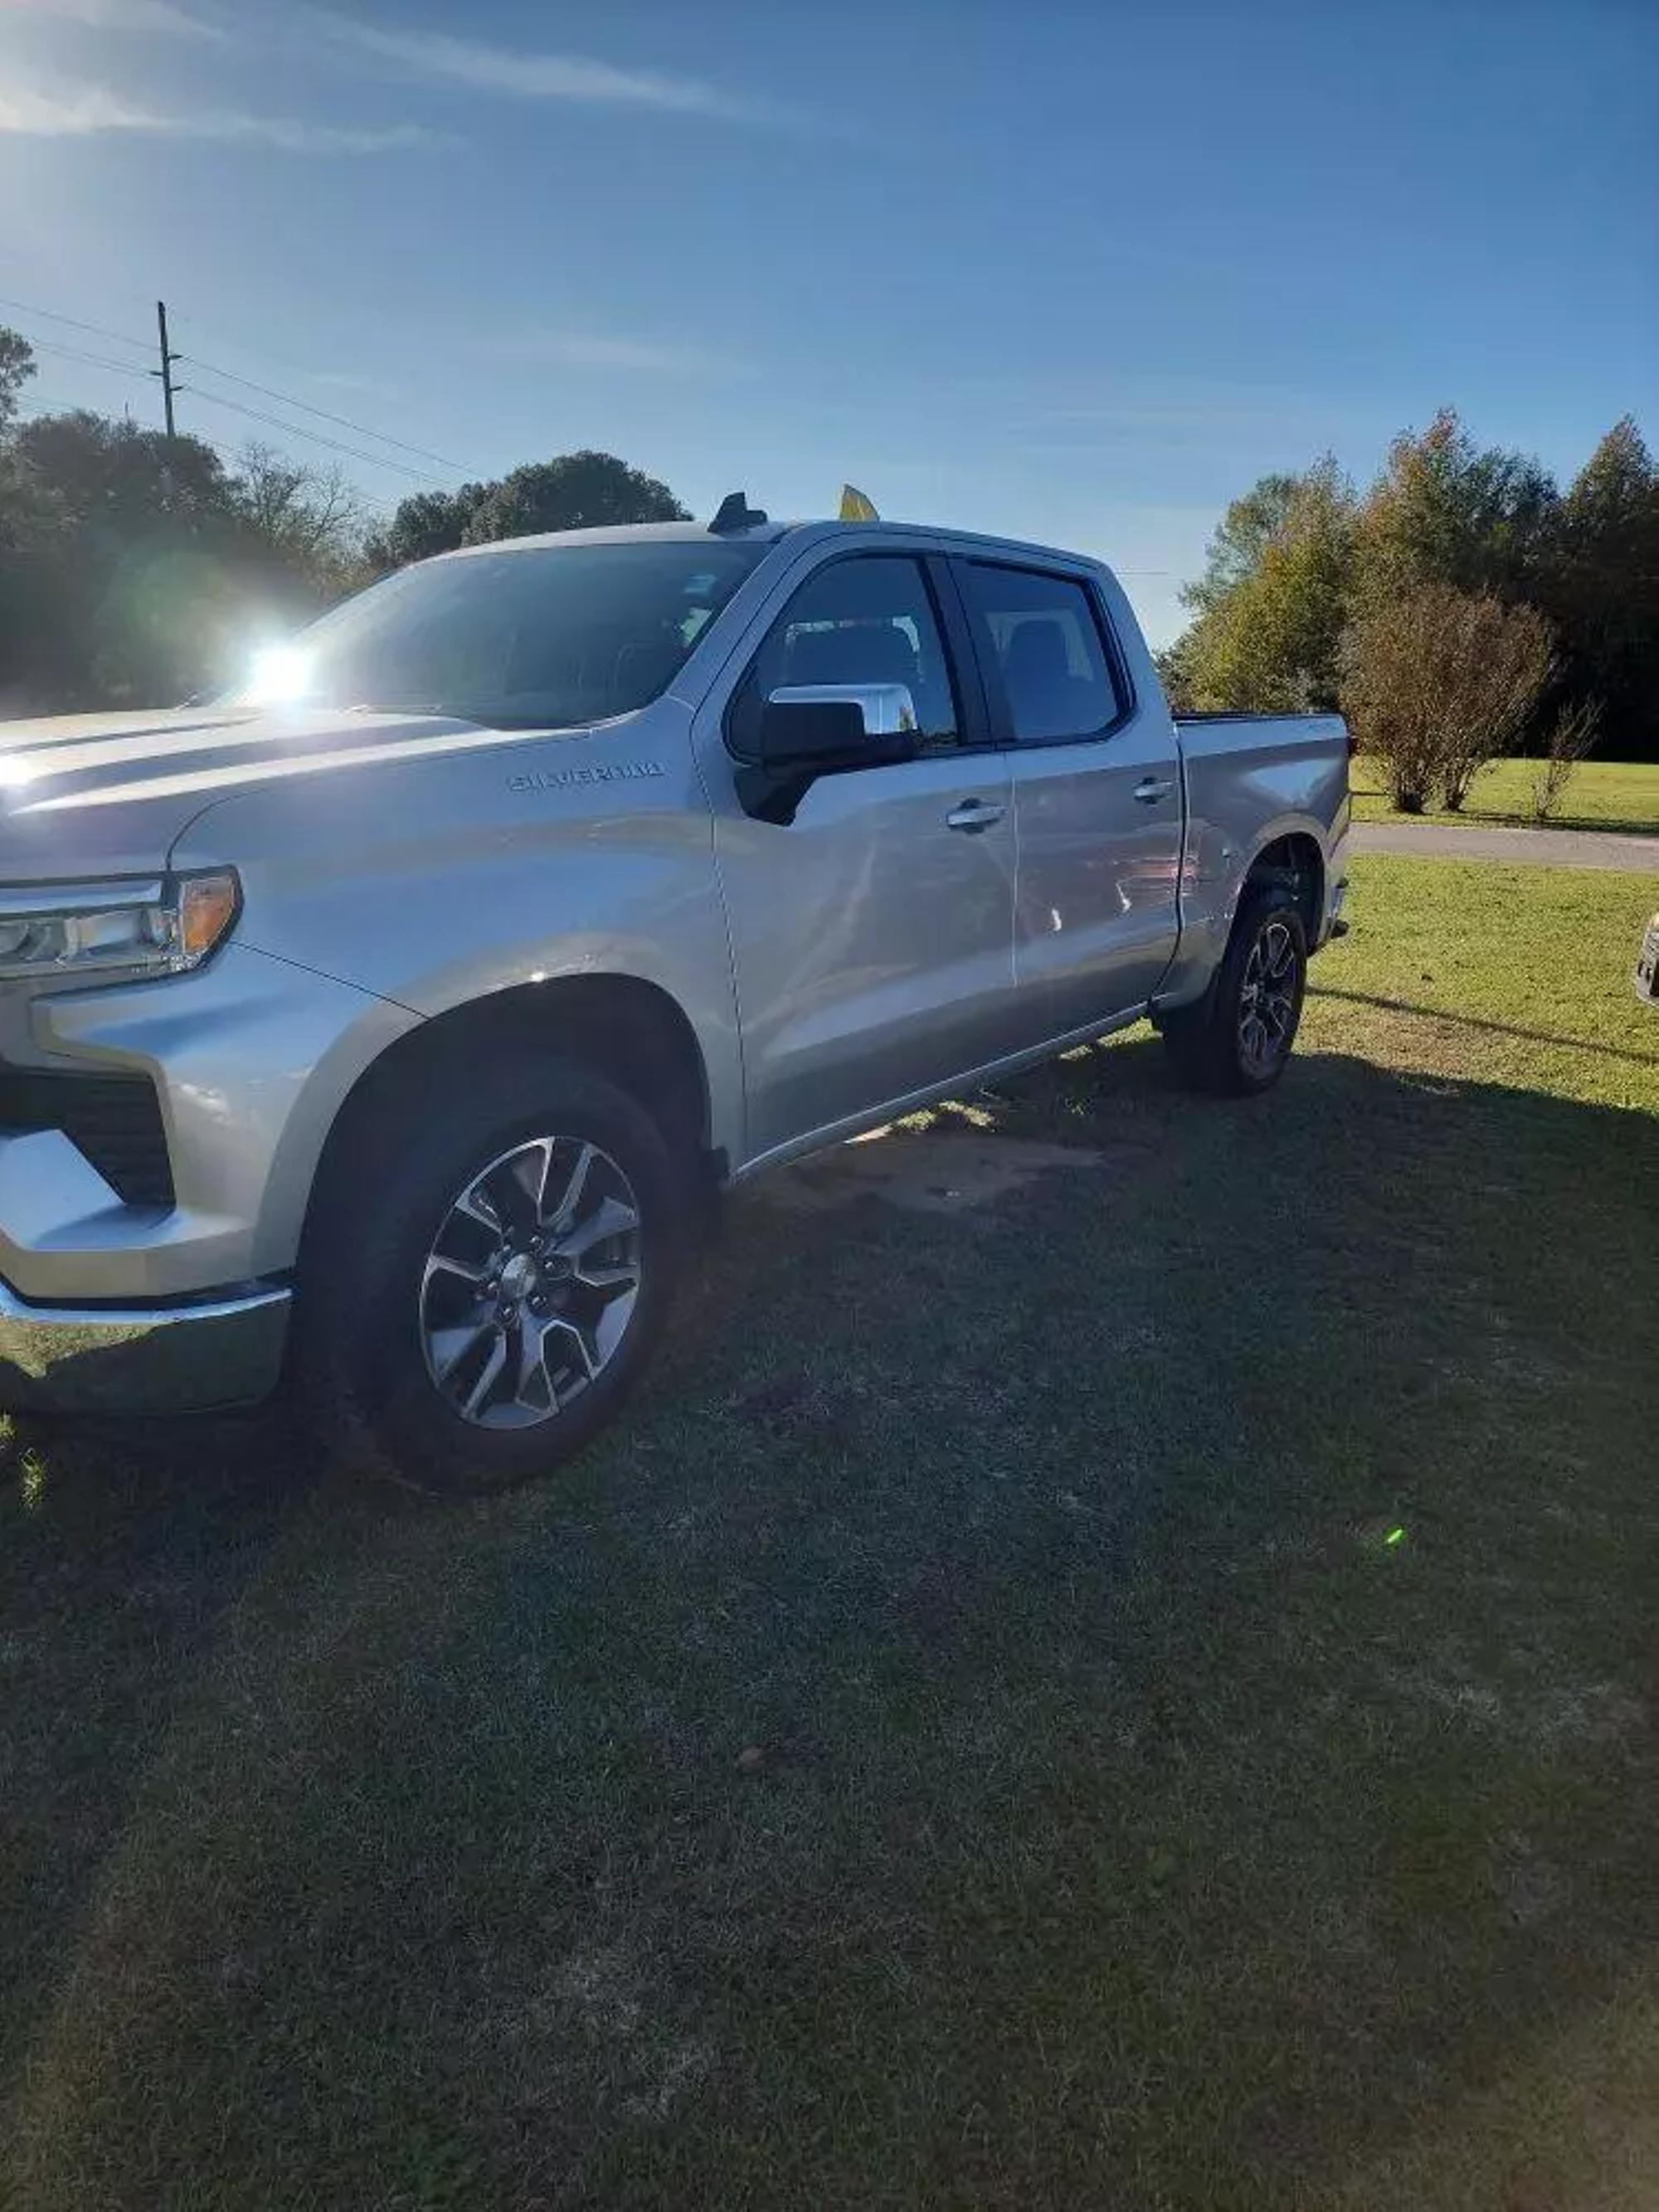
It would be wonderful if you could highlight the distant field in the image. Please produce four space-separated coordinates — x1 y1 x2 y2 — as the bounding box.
1351 756 1659 834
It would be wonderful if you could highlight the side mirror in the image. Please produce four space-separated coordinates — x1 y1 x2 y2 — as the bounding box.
759 683 917 771
737 683 917 824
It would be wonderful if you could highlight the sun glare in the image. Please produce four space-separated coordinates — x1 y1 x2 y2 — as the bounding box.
246 644 315 707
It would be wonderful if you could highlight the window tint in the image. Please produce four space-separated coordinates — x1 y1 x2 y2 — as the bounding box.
963 564 1122 744
727 555 959 756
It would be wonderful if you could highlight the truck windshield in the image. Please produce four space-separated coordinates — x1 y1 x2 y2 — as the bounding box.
226 540 767 729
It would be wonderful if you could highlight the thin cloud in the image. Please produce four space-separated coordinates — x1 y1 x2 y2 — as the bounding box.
0 77 445 151
6 0 223 35
309 9 776 125
486 331 737 377
302 369 399 397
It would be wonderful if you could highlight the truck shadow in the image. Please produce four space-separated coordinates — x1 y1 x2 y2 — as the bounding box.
2 1035 1656 2208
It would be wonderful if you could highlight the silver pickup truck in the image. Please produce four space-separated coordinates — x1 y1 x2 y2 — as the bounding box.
0 505 1348 1490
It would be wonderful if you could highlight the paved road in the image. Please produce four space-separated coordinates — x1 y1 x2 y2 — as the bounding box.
1352 820 1659 874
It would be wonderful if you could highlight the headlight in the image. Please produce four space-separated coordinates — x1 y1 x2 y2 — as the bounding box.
0 869 240 983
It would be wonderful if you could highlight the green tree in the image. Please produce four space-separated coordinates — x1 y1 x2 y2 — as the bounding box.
1178 458 1355 712
1350 407 1556 606
0 405 368 709
0 327 35 430
1535 417 1659 759
0 356 713 712
0 331 58 713
0 383 705 712
1160 410 1648 754
1153 636 1198 714
362 453 688 573
363 481 492 571
1180 471 1303 620
9 411 244 702
462 450 688 543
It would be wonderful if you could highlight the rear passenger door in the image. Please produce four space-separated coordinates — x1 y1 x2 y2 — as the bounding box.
955 559 1181 1038
704 549 1016 1164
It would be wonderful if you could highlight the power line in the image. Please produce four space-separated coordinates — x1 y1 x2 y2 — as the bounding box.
0 293 153 356
182 385 445 481
6 292 473 482
17 335 155 384
179 354 466 471
18 348 440 482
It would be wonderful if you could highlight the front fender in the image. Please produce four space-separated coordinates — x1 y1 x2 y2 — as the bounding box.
28 943 420 1293
168 702 743 1170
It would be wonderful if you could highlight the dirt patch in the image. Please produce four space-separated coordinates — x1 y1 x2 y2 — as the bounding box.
758 1130 1102 1216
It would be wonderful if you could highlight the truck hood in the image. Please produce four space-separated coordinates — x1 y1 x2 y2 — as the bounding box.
0 703 510 882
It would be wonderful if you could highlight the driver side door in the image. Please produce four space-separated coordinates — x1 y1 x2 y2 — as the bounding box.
699 549 1017 1166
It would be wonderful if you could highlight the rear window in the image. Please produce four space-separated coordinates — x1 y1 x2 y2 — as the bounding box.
227 540 766 730
962 563 1123 743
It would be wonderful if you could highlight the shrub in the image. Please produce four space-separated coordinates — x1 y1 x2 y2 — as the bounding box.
1531 698 1603 821
1340 584 1555 813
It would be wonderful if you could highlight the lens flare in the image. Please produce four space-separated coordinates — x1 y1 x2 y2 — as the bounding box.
246 644 314 706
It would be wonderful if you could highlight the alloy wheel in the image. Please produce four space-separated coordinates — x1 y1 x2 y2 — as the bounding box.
418 1135 642 1429
1237 918 1300 1078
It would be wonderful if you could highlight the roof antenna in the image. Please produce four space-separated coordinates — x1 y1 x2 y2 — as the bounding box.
709 490 767 533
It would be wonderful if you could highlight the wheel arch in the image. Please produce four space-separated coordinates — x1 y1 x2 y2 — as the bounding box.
1240 829 1325 944
299 972 713 1262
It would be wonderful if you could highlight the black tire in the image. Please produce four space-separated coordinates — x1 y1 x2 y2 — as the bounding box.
298 1052 685 1496
1160 884 1308 1096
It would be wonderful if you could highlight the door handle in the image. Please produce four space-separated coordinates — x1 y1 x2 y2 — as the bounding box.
1133 776 1175 805
946 799 1005 833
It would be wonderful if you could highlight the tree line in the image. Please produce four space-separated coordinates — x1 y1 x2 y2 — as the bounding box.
5 318 1654 804
0 325 687 717
1159 409 1659 806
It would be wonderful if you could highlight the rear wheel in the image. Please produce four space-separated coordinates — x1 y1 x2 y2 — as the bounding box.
299 1053 683 1495
1161 885 1307 1096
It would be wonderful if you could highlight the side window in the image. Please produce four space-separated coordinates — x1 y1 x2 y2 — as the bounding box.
727 555 960 758
962 563 1124 745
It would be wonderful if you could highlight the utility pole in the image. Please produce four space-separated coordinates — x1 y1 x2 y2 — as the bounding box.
153 299 180 436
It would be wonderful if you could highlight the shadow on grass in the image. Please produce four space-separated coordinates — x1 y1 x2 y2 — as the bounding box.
2 1038 1657 2210
0 1403 343 2095
1311 982 1659 1067
1352 791 1659 839
1466 811 1659 838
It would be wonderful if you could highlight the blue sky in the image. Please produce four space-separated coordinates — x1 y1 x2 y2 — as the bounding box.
1 0 1654 644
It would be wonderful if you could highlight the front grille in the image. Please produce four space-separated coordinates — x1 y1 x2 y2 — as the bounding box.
0 1067 173 1208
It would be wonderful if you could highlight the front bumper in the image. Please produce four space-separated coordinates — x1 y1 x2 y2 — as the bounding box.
0 1276 290 1413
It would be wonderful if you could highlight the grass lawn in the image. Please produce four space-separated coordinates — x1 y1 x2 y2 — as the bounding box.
1351 755 1659 835
3 858 1657 2211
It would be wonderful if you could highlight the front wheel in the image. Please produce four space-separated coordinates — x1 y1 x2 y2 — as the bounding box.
299 1053 683 1495
1161 886 1308 1096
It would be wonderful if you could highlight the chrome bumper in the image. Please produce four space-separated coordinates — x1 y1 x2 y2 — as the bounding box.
0 1277 290 1414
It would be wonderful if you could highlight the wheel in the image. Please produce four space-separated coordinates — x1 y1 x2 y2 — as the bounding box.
1161 885 1308 1096
299 1053 684 1495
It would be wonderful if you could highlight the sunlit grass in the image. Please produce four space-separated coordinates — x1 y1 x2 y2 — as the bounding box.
1350 755 1659 834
